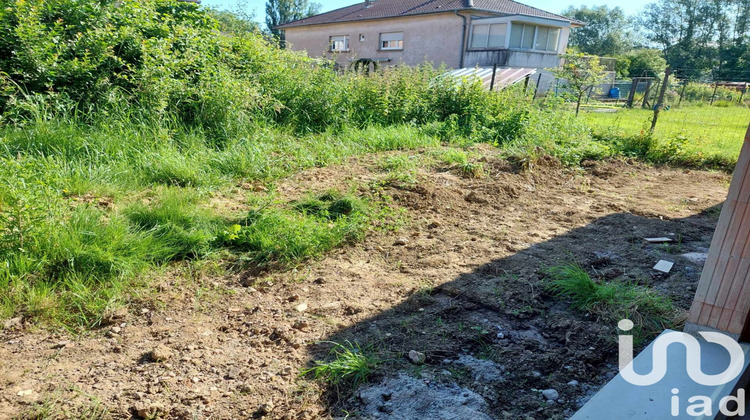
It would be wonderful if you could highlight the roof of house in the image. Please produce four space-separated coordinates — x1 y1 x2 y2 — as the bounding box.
276 0 583 29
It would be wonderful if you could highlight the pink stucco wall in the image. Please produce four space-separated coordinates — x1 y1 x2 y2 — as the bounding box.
283 13 466 68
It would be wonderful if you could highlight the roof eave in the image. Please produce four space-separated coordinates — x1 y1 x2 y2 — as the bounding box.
277 6 581 30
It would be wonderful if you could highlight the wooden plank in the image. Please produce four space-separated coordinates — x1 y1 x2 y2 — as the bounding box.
728 267 750 335
687 123 750 338
718 258 750 331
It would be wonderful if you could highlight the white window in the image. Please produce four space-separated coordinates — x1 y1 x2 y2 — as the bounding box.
470 23 507 49
380 32 403 50
329 35 349 52
509 23 560 52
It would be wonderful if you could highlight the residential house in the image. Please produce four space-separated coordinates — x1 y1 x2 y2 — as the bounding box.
276 0 583 73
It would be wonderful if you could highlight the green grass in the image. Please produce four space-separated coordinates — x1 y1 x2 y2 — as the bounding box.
545 263 682 343
0 118 440 327
302 341 379 388
581 104 749 166
14 390 111 420
222 192 371 270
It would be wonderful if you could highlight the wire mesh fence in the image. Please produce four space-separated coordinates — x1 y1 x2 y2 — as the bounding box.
528 68 750 164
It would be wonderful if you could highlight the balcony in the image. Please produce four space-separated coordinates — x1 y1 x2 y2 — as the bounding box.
463 48 562 69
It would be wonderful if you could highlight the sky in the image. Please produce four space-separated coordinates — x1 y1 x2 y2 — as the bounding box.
200 0 653 26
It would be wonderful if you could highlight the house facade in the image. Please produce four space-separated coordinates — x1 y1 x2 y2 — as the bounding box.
277 0 583 70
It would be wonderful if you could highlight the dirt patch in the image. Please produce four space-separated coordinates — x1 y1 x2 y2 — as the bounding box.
0 149 731 419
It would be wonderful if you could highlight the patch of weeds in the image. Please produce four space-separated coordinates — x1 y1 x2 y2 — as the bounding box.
15 390 111 419
437 149 469 166
459 162 486 178
220 192 370 269
545 263 682 343
378 155 418 172
294 191 366 220
302 341 379 390
435 149 485 178
125 189 221 260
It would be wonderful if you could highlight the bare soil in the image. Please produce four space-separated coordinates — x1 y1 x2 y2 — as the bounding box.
0 146 731 419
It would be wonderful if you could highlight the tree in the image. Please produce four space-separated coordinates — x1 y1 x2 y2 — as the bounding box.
640 0 716 81
562 6 634 57
620 48 667 78
208 7 259 35
266 0 321 46
553 51 608 116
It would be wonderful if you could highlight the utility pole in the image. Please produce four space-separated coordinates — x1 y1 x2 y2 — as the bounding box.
651 67 671 133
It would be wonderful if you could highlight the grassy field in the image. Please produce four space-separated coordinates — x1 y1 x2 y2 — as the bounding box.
581 104 750 163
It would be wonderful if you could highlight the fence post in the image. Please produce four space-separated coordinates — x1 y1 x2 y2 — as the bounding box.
532 72 542 101
626 78 638 108
650 67 671 133
710 82 719 105
678 81 688 107
641 78 653 109
740 83 747 104
489 63 497 91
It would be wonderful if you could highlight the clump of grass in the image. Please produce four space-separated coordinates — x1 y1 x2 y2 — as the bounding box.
15 390 111 420
125 189 221 260
379 155 418 172
221 193 369 269
302 341 378 388
294 192 366 220
459 162 486 178
436 149 486 178
545 263 682 342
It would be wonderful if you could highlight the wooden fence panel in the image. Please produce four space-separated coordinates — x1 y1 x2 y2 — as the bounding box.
687 124 750 341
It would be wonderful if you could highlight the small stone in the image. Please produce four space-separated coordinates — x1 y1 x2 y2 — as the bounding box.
140 308 150 315
567 380 579 387
16 389 33 397
52 341 69 349
150 344 173 362
292 320 309 331
3 317 22 330
257 401 274 416
541 389 559 401
111 326 122 334
393 237 409 246
134 400 166 419
407 350 425 365
295 303 308 312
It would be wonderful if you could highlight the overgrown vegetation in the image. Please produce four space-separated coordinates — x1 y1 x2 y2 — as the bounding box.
583 105 748 170
545 263 683 343
0 0 737 328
